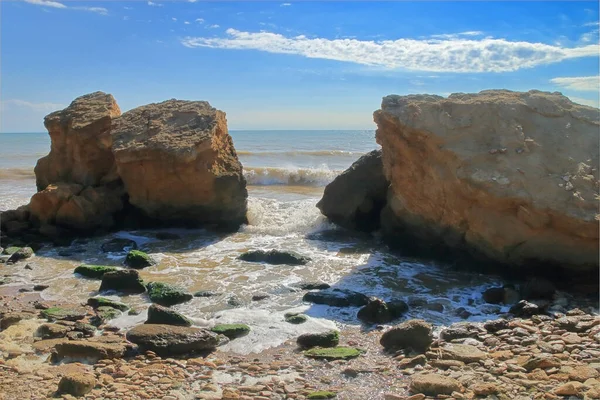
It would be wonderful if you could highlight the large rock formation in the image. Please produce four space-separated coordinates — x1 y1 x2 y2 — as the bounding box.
320 90 599 282
1 92 247 241
112 100 247 228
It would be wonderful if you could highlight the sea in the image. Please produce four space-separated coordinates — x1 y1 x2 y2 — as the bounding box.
0 131 507 354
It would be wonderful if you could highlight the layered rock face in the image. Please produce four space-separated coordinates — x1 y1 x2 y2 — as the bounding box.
321 90 599 280
28 92 125 233
112 100 247 228
2 92 247 240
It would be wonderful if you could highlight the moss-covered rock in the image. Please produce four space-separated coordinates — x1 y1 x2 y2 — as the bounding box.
146 304 192 327
87 297 129 311
147 282 193 306
41 307 87 322
3 246 20 255
297 330 339 349
211 324 251 339
125 250 155 269
91 306 121 326
74 265 118 279
285 312 308 324
99 269 146 294
304 346 361 360
307 391 337 399
7 247 34 263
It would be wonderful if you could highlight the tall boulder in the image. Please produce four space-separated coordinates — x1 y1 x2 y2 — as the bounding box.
111 99 247 229
316 150 388 232
372 90 599 280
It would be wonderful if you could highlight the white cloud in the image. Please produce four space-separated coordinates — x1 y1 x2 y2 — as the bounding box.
123 6 132 10
189 0 198 2
147 1 162 6
430 31 484 39
195 18 204 23
24 0 66 9
281 3 291 6
550 76 599 91
75 7 108 15
206 24 220 29
1 99 65 112
184 21 190 25
567 96 599 108
172 17 177 21
181 29 600 73
583 21 600 27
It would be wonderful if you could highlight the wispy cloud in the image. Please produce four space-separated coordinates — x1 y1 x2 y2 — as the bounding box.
583 21 600 27
430 31 484 39
206 24 220 29
181 29 600 73
147 1 162 7
281 3 291 6
172 17 177 21
25 0 107 14
123 6 132 10
195 18 204 23
24 0 66 9
184 21 190 25
550 76 599 91
1 99 65 112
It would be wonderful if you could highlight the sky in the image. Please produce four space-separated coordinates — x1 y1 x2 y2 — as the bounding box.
1 0 599 132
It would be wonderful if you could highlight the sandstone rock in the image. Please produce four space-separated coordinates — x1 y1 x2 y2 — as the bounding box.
126 324 219 355
238 249 310 265
38 323 70 339
471 382 499 396
317 149 388 232
440 344 487 363
146 304 192 327
35 92 121 190
380 319 433 352
554 381 585 396
54 341 128 361
374 90 599 281
7 246 34 263
57 373 96 397
0 312 37 330
409 373 461 396
99 269 146 294
111 99 247 230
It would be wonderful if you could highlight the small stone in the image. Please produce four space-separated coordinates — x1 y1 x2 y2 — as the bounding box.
409 374 461 396
554 381 584 396
57 373 96 396
471 382 499 396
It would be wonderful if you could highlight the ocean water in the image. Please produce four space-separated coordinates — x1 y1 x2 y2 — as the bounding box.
0 131 506 354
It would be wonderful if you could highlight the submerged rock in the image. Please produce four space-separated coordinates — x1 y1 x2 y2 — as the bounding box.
87 297 129 311
99 269 146 294
317 149 388 232
297 330 339 349
292 281 331 290
101 238 137 253
124 250 155 269
146 304 192 327
238 249 310 265
91 306 122 326
126 324 219 355
111 99 247 230
380 319 433 353
285 313 308 324
211 324 250 339
373 90 599 282
74 265 118 279
146 282 193 306
303 289 369 307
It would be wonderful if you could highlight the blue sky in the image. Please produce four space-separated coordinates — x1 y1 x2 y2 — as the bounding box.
1 0 599 132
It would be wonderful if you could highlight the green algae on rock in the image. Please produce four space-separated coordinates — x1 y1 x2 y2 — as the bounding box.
285 313 308 324
304 346 361 360
87 297 129 311
307 391 337 399
75 265 118 279
41 307 87 322
211 324 251 339
146 304 192 327
147 282 193 306
125 250 155 269
297 330 339 348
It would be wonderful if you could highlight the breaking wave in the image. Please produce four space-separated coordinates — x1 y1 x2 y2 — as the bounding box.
238 150 364 157
244 166 340 186
0 168 35 180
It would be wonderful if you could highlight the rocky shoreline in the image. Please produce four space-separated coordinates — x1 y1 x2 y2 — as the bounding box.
0 274 599 400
